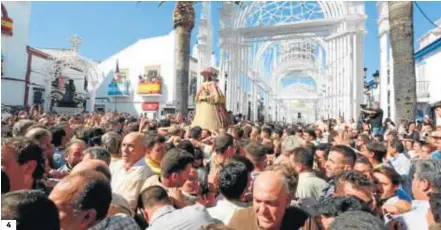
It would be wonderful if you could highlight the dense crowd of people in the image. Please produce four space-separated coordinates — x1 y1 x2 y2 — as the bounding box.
1 101 441 230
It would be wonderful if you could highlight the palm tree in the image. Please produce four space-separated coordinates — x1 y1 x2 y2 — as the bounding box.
171 1 195 118
157 1 242 117
388 1 417 122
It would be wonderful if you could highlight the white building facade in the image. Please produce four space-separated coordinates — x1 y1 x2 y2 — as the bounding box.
414 19 441 120
1 3 91 111
377 2 441 122
95 31 200 118
1 2 31 106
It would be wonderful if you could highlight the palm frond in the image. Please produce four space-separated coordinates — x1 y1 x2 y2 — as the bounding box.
158 1 165 7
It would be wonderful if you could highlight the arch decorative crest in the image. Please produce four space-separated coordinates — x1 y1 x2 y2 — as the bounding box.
41 35 104 112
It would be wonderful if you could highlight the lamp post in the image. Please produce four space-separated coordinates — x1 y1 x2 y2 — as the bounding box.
363 67 370 106
363 67 367 81
373 70 380 86
372 70 380 103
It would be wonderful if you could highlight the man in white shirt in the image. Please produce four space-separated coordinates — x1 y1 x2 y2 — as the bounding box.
315 116 328 132
109 132 153 211
333 117 347 133
433 101 441 127
207 162 250 224
386 139 412 195
393 160 441 230
139 186 216 230
289 147 327 203
189 126 213 159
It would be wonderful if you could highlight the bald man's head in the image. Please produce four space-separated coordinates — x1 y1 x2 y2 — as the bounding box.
121 132 146 165
253 170 292 230
124 132 144 143
254 171 287 198
71 159 111 180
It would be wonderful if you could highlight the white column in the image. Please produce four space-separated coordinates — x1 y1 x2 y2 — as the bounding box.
242 44 246 115
271 94 276 121
88 88 96 112
318 46 323 69
234 42 239 114
252 80 257 121
356 33 364 118
324 42 330 118
352 33 359 118
238 42 242 115
388 40 395 121
345 35 352 119
263 90 267 121
332 39 338 118
342 36 347 119
242 45 247 115
348 34 354 119
337 37 344 116
241 44 245 115
341 36 346 119
219 49 226 94
329 40 334 118
43 76 53 112
227 44 234 112
232 43 238 114
229 43 235 113
245 44 250 116
379 33 388 119
225 46 230 111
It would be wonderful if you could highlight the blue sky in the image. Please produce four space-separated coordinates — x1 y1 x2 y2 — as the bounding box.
29 1 441 83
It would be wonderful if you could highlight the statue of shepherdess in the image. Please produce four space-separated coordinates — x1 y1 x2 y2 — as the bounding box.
191 67 232 130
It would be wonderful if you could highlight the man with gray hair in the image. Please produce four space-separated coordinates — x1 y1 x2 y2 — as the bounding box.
25 127 52 155
101 131 122 164
394 159 441 230
12 119 36 137
83 147 111 165
228 165 318 230
274 134 304 165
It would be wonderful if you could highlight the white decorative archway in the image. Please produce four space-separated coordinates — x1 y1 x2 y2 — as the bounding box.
218 1 366 121
42 35 104 112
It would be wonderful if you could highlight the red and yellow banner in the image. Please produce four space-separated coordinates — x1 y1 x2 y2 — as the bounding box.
137 82 161 95
1 17 13 35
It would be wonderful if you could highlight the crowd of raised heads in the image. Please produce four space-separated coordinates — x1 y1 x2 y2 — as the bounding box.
1 103 441 230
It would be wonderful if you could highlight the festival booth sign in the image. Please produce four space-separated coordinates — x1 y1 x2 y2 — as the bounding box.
108 68 130 97
1 4 13 36
137 65 162 95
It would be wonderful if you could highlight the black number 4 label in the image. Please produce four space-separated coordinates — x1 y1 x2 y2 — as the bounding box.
1 220 16 230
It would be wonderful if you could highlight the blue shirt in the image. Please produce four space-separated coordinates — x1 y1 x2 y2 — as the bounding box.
430 150 441 160
52 148 65 169
396 188 412 202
